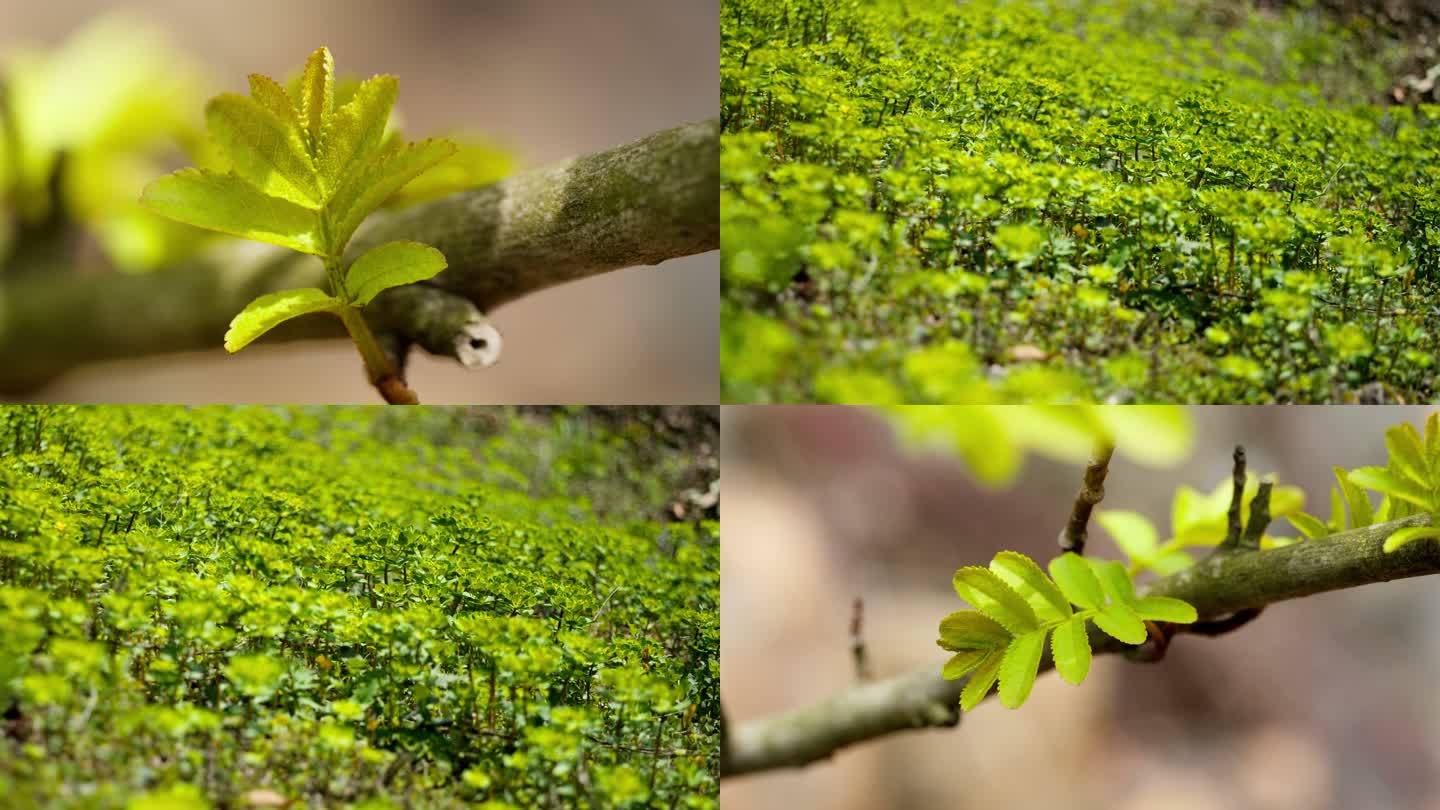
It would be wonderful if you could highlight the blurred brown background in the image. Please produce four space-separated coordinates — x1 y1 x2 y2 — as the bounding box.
1 0 717 403
722 405 1440 810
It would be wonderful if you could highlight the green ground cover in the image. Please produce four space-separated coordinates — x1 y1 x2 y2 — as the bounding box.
0 406 718 809
722 0 1440 403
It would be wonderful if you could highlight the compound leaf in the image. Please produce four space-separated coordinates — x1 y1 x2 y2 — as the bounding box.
299 46 335 143
140 168 321 255
1347 466 1436 512
952 567 1038 635
1051 617 1091 685
321 74 398 190
998 629 1046 709
248 73 299 131
205 93 320 208
1092 602 1147 645
959 649 1002 711
345 240 448 305
937 610 1011 651
224 287 340 353
1385 424 1430 488
1383 525 1440 553
1087 558 1136 606
1131 595 1198 623
990 551 1070 623
1335 467 1373 528
942 649 991 681
1048 552 1104 610
328 138 457 250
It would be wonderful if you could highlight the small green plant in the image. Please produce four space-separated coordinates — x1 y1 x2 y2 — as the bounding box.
140 47 461 403
939 550 1196 710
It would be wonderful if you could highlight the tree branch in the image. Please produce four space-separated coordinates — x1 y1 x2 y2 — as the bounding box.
0 119 718 393
723 512 1440 778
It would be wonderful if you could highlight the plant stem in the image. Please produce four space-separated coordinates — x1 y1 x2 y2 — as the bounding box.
325 257 418 405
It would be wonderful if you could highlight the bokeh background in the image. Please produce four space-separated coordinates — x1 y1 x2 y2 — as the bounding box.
0 0 717 403
722 405 1440 810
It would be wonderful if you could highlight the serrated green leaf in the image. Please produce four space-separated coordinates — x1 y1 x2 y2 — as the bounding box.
321 74 398 190
1096 510 1158 564
1335 467 1374 527
1092 602 1147 644
1287 512 1330 540
959 649 1002 711
206 94 320 208
1426 414 1440 471
1348 466 1436 511
1386 424 1430 488
344 241 447 305
1087 558 1136 605
300 46 335 144
1048 552 1103 610
328 138 457 250
942 649 991 680
248 74 299 131
1050 617 1091 685
1382 525 1440 553
1131 596 1197 623
998 630 1045 709
223 288 340 352
140 168 321 255
952 567 1038 635
989 551 1071 623
937 611 1011 651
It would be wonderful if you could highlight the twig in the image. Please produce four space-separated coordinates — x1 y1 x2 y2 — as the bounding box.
850 597 870 682
1240 480 1272 551
1058 443 1115 555
1219 445 1246 550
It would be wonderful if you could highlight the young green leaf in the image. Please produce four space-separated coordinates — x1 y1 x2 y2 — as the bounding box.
1050 617 1091 685
1382 525 1440 553
951 567 1038 635
140 168 321 255
223 287 340 352
1385 424 1430 488
1048 552 1104 609
299 46 335 143
1426 414 1440 471
998 629 1046 709
321 74 398 190
1335 467 1374 527
248 73 300 131
1096 510 1159 564
937 611 1012 651
1087 558 1137 605
205 93 321 208
1131 595 1198 623
1347 466 1436 511
959 649 1003 711
345 241 448 306
990 551 1071 623
328 139 458 249
1092 602 1147 645
952 568 1039 635
1287 512 1331 540
942 648 992 680
1149 548 1196 575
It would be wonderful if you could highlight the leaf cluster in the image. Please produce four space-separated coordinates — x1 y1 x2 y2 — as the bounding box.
939 550 1195 711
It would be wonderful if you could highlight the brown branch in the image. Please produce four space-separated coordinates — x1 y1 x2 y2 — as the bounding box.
1220 445 1247 550
723 512 1440 778
850 597 870 682
1058 443 1114 554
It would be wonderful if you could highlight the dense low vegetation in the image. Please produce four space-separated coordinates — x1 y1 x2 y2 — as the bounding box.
0 406 719 809
721 0 1440 403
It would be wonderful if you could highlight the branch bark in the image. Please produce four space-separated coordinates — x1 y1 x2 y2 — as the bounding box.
723 512 1440 778
0 119 719 393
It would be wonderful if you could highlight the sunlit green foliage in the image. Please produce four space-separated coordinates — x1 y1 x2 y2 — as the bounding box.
0 406 718 808
721 0 1440 402
940 550 1196 709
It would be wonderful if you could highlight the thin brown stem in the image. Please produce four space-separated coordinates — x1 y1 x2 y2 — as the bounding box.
1058 443 1115 555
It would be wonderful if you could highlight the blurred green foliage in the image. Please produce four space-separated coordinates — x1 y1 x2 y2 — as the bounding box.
0 406 718 808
